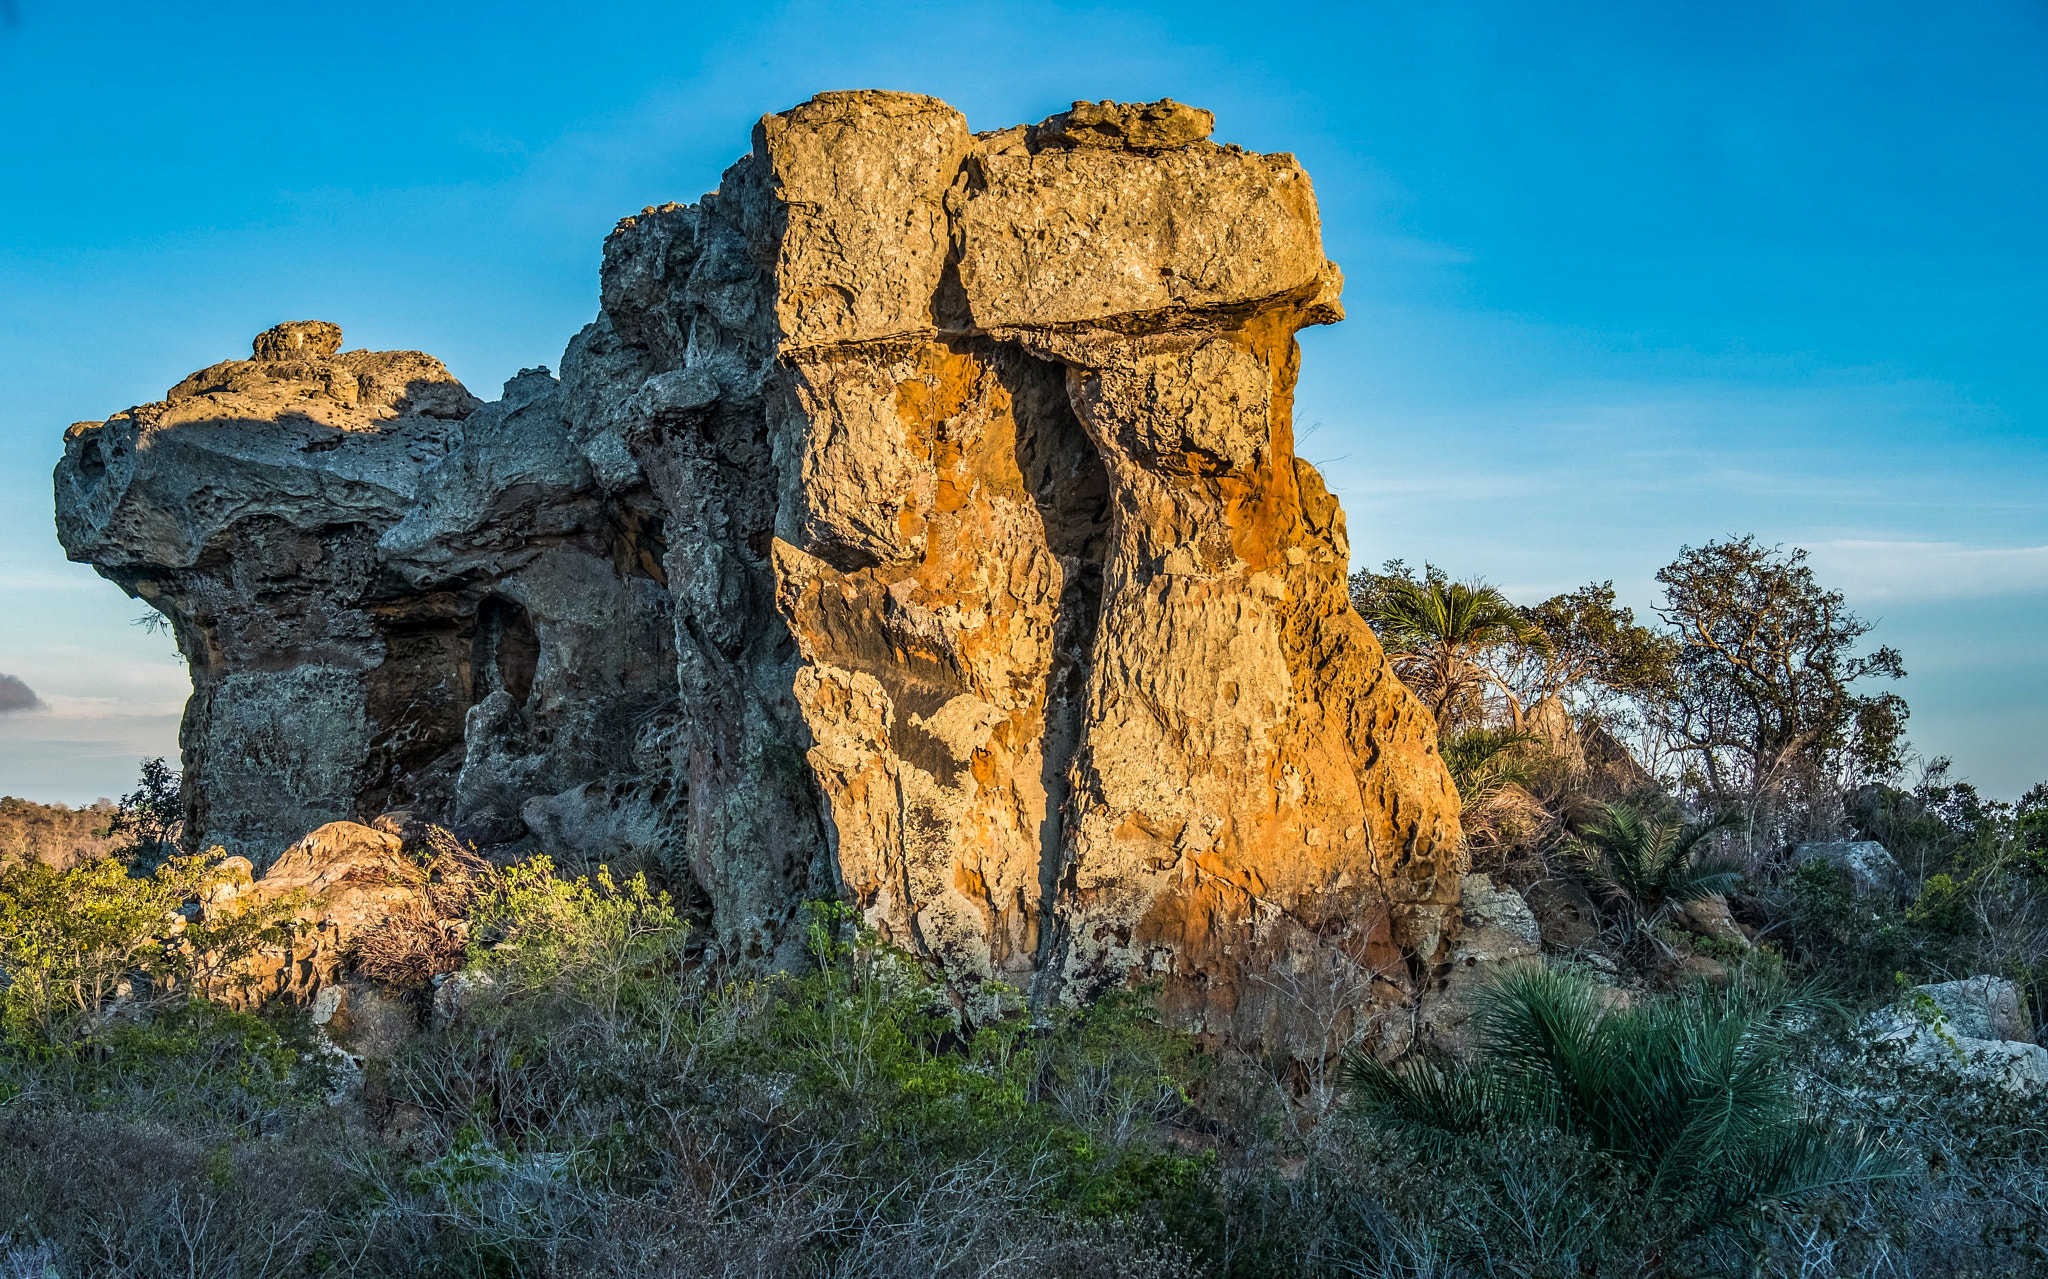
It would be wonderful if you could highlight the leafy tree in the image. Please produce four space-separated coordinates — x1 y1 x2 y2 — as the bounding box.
106 756 183 869
2018 781 2048 877
1344 965 1900 1256
1651 537 1907 802
1574 801 1743 937
1352 561 1550 727
1517 580 1678 710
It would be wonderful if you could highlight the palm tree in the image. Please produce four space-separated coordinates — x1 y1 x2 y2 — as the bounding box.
1345 965 1899 1257
1575 801 1743 935
1370 577 1550 728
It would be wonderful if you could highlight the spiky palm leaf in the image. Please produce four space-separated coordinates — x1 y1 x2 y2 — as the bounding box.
1371 578 1550 725
1343 1053 1546 1154
1344 966 1898 1247
1440 726 1539 812
1575 801 1743 930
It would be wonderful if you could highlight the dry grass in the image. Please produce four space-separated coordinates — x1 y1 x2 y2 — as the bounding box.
345 827 492 988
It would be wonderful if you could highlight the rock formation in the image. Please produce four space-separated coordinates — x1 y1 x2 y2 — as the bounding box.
55 92 1464 1053
200 821 455 1005
54 326 680 871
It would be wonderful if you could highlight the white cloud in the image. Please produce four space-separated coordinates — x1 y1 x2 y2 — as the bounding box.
30 692 190 721
1803 541 2048 602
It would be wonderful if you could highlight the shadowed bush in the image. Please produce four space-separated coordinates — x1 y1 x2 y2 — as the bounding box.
1343 965 1900 1264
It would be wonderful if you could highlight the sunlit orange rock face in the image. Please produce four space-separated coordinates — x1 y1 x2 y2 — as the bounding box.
56 91 1464 1055
604 91 1466 1052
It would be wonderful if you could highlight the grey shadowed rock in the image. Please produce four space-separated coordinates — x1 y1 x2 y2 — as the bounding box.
1794 840 1902 895
53 93 1466 1056
1914 975 2035 1045
1415 874 1544 1057
1864 976 2048 1094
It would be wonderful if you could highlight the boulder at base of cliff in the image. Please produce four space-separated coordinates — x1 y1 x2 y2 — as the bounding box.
1861 976 2048 1095
204 820 468 1009
1415 873 1544 1057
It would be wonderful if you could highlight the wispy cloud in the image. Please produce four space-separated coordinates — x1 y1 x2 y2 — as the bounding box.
28 692 188 720
1803 541 2048 602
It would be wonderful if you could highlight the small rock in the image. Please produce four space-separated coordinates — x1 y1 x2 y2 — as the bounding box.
1451 873 1542 965
251 319 343 360
431 971 495 1034
310 985 346 1026
1675 893 1749 948
1038 98 1215 150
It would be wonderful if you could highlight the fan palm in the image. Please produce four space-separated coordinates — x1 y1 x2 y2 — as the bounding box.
1575 801 1743 935
1439 725 1538 812
1345 965 1899 1251
1370 577 1550 727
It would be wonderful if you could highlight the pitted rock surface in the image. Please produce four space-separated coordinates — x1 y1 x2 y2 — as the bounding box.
55 92 1463 1052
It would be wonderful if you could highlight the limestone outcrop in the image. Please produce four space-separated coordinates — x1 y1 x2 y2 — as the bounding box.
55 92 1464 1052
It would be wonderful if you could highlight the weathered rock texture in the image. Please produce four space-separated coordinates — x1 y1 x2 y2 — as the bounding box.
55 93 1463 1051
203 821 443 1004
55 327 680 870
1864 977 2048 1095
1414 873 1542 1056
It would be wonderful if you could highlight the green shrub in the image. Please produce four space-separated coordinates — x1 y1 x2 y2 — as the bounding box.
1 999 335 1133
1343 965 1899 1264
0 849 302 1046
369 879 1219 1274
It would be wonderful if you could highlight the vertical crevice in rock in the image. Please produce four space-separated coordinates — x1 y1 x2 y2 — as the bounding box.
1003 344 1109 968
472 595 539 710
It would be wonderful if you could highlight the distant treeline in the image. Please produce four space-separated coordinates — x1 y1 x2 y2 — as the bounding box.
0 795 120 868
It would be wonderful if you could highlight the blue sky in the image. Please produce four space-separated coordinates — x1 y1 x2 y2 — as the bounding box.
1 0 2043 803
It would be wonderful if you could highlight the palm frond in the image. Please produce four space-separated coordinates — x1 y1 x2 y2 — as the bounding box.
1669 809 1743 861
1468 964 1608 1128
1658 857 1746 906
1441 726 1539 811
1576 801 1745 924
1343 964 1894 1242
1342 1052 1538 1152
1683 1121 1906 1233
